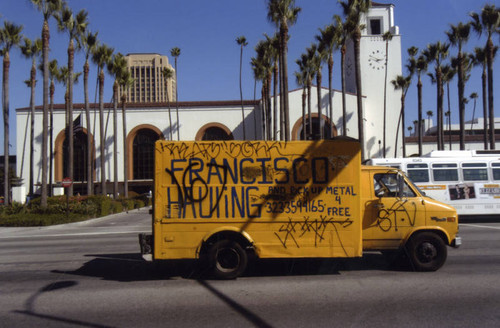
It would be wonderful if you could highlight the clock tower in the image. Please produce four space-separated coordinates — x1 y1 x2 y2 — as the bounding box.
344 2 403 158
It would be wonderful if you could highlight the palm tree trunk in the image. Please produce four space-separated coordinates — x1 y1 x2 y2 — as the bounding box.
307 80 312 139
239 45 246 140
328 55 333 125
174 59 180 141
486 39 495 149
68 39 74 196
84 61 92 195
481 67 488 149
437 69 444 150
41 19 49 208
49 80 54 196
273 64 278 141
282 26 290 141
354 30 365 160
279 38 285 141
99 70 106 195
29 64 36 197
2 54 10 205
113 82 118 198
122 96 128 198
417 76 423 156
301 87 306 140
166 83 173 140
317 72 323 139
341 46 347 136
458 52 465 150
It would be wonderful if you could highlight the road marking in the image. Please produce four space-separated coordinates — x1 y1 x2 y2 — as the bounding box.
0 230 150 240
461 224 500 230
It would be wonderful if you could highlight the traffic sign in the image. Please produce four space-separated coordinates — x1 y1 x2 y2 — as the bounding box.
62 177 73 188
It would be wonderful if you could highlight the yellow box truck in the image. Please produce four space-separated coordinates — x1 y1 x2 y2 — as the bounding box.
139 139 461 279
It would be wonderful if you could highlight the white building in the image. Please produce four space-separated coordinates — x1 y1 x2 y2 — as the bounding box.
14 3 403 201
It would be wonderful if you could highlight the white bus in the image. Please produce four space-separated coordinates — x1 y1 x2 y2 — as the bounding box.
367 150 500 221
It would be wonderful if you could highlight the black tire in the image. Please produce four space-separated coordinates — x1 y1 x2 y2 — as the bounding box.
406 232 447 271
208 240 248 279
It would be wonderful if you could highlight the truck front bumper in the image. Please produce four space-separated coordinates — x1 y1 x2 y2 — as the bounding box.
452 236 462 248
139 233 153 261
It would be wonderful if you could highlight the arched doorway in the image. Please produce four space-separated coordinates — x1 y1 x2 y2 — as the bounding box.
195 123 234 141
292 114 337 140
55 128 95 195
132 129 160 180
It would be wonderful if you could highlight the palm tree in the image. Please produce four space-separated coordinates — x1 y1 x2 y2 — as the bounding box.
264 33 280 140
472 46 496 149
296 49 315 140
469 92 479 131
118 70 134 199
236 36 248 140
108 52 127 199
408 126 413 136
333 15 349 136
251 56 267 139
82 30 98 195
161 67 174 140
445 110 451 148
92 43 114 196
426 110 434 124
382 31 393 157
20 37 41 198
391 75 411 157
423 41 449 150
407 47 427 156
267 0 301 141
48 59 59 195
294 70 307 140
170 47 181 140
316 23 340 126
1 21 23 205
309 44 326 139
57 5 88 196
441 64 456 150
340 0 371 160
446 22 471 150
31 0 63 208
254 38 273 140
471 4 499 149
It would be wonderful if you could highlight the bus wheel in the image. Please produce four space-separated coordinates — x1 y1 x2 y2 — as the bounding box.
406 232 447 271
208 240 248 279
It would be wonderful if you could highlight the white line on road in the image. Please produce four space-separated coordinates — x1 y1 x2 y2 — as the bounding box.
0 230 150 240
461 224 500 230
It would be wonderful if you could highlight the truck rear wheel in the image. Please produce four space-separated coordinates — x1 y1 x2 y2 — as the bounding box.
406 232 447 271
208 240 248 279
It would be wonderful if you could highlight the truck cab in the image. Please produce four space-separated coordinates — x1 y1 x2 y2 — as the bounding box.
361 165 461 271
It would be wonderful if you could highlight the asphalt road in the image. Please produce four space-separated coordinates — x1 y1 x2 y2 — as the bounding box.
1 208 499 327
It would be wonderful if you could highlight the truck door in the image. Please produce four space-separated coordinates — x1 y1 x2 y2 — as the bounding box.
363 172 426 250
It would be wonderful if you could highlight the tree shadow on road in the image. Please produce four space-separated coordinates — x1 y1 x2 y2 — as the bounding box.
53 252 411 282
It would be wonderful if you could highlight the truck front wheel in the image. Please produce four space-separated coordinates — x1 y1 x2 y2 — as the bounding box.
208 240 248 279
406 232 447 271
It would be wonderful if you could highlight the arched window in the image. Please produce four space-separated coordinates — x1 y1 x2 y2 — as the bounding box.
63 130 88 182
133 129 159 180
202 126 233 140
297 116 335 140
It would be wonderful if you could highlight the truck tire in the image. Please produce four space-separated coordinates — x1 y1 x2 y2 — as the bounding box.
406 232 447 271
208 240 248 279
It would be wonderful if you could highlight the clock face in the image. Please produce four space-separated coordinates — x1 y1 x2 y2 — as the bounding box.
368 50 386 70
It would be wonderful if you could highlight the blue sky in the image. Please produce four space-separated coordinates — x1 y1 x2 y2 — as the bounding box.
1 0 499 155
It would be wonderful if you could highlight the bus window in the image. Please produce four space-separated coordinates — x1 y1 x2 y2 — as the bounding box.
432 163 459 182
462 163 488 181
407 163 429 182
492 163 500 181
